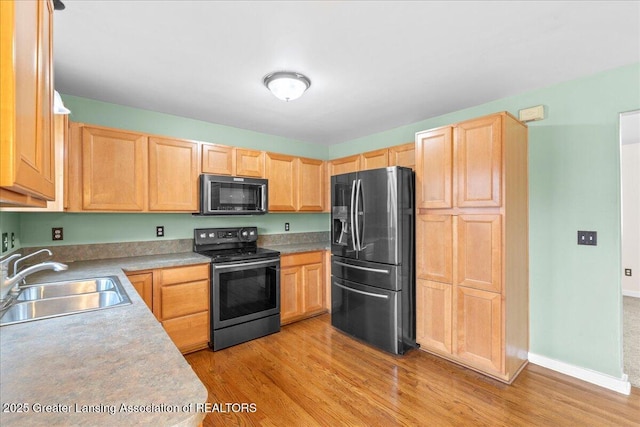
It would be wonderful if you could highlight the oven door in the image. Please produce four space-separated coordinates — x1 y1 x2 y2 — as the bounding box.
211 258 280 330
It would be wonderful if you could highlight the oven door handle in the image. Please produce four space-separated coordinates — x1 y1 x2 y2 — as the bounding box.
213 259 279 270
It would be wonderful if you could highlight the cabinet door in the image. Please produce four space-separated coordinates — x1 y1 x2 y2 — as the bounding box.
202 143 233 175
416 279 452 353
266 152 297 211
298 157 324 211
329 155 360 176
0 0 55 204
81 126 147 210
455 286 502 373
148 137 200 211
302 262 324 314
415 127 453 209
360 149 388 171
235 148 264 177
127 272 153 311
416 214 453 283
389 142 415 170
457 215 502 293
455 115 502 207
157 279 209 319
280 266 303 324
162 311 209 354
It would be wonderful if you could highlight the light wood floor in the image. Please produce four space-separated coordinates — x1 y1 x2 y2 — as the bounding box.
185 314 640 426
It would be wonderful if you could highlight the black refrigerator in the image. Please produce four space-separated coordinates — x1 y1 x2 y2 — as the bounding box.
331 166 416 355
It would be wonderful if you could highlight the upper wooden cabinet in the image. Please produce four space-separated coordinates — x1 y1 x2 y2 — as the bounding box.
266 152 298 211
329 154 360 176
201 143 233 175
148 137 200 211
67 123 201 212
266 152 324 212
415 114 503 210
455 115 502 207
235 148 264 177
360 149 388 171
415 127 453 209
0 0 55 207
388 142 416 170
298 157 324 211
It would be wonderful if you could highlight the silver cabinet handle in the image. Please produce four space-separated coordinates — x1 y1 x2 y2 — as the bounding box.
334 261 389 274
334 282 389 299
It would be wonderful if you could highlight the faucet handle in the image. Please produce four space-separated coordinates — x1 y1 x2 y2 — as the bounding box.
0 253 22 269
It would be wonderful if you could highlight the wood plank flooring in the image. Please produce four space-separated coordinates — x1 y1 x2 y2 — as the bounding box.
185 314 640 426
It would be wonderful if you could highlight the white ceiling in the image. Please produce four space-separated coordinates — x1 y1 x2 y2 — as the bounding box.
53 1 640 145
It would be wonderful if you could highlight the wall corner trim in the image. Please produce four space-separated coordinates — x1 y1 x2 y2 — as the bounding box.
528 353 631 395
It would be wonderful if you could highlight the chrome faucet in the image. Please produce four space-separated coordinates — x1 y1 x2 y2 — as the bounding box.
0 251 68 305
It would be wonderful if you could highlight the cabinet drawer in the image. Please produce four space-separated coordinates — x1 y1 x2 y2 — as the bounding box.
281 251 323 268
162 311 209 353
159 279 209 319
161 264 209 285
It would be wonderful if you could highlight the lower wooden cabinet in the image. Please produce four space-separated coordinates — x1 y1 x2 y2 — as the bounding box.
280 251 326 325
126 263 210 354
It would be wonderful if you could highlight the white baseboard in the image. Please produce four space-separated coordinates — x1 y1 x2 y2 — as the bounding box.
528 353 631 395
622 289 640 298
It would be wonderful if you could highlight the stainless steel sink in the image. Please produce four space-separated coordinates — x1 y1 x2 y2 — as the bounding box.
17 277 115 301
0 276 131 326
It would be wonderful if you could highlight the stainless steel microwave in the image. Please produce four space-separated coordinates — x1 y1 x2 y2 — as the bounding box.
199 174 268 215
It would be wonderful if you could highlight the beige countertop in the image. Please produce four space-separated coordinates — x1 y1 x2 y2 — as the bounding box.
0 253 210 427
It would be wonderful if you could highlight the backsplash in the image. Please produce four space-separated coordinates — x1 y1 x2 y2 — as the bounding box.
19 232 330 263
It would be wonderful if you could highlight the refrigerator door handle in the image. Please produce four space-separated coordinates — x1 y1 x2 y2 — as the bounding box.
334 282 389 299
354 179 362 251
350 179 358 252
334 260 390 274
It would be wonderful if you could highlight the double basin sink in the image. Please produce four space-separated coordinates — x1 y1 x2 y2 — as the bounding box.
0 276 131 326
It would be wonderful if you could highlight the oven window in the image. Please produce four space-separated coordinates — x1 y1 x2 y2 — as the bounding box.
218 266 277 321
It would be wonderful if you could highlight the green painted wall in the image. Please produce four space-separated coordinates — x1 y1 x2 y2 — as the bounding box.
0 212 21 255
62 95 329 160
331 62 640 380
17 212 328 247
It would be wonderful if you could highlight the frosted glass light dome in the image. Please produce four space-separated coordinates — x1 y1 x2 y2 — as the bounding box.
263 71 311 102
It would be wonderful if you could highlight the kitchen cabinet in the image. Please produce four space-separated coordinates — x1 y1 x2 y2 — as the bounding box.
148 136 200 211
329 154 360 176
201 143 233 175
126 263 210 354
266 152 298 211
0 0 55 207
127 271 153 310
360 148 388 170
235 148 265 177
266 153 324 212
280 251 326 325
67 123 201 212
388 142 416 169
201 143 265 178
415 112 528 384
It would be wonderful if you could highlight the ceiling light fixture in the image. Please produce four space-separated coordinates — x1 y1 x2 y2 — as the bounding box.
263 71 311 102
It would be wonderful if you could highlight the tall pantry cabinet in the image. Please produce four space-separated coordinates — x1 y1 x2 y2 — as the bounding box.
415 112 528 383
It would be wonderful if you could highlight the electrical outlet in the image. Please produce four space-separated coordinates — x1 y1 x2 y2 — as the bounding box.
1 233 7 252
156 226 165 237
52 227 64 241
285 223 290 232
10 232 15 248
577 230 597 246
625 269 632 277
